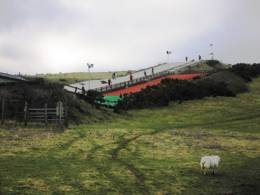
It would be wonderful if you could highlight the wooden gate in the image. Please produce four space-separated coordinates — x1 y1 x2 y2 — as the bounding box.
24 101 67 127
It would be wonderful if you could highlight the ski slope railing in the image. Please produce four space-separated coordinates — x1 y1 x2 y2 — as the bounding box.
95 60 205 93
65 70 173 95
64 60 204 95
64 85 84 94
95 70 173 93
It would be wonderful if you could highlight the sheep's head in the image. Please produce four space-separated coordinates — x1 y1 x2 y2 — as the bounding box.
201 162 206 169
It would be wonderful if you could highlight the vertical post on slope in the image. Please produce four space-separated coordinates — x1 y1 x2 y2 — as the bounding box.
1 98 5 125
14 101 18 126
86 63 94 90
166 50 173 63
44 103 48 126
209 43 214 60
60 102 63 129
64 104 68 128
56 101 64 130
24 101 28 126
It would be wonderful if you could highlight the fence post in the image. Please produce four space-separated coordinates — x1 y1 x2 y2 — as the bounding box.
1 98 5 125
44 103 48 126
64 105 68 128
24 101 28 126
56 101 64 130
14 101 18 125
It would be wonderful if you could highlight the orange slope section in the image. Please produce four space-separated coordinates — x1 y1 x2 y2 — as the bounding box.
104 73 203 96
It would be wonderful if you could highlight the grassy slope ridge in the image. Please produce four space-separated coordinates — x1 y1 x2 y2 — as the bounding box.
37 71 127 84
182 60 230 74
1 78 260 194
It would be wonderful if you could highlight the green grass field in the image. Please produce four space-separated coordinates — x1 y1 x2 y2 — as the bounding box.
36 71 128 84
1 78 260 194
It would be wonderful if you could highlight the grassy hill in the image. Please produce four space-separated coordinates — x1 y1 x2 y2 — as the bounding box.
182 60 231 74
36 71 128 84
0 78 260 194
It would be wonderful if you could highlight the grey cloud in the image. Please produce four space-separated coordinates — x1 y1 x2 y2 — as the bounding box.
0 0 260 74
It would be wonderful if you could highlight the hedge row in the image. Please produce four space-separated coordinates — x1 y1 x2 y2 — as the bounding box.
115 63 260 111
230 63 260 81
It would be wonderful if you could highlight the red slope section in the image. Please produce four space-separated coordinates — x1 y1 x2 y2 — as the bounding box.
104 73 203 96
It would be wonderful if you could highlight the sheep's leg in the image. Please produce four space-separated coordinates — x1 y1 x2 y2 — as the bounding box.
212 169 215 175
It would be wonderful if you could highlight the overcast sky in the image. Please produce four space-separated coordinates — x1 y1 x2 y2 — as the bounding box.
0 0 260 74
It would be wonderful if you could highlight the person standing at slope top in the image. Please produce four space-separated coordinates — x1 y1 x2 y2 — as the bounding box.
112 72 116 79
130 73 133 81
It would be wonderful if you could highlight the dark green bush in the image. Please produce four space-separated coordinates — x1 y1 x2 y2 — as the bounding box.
115 76 235 111
230 63 260 81
199 71 248 95
0 79 91 124
206 60 220 67
115 63 260 111
84 90 104 105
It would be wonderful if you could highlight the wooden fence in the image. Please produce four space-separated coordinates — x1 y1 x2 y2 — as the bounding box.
1 98 67 128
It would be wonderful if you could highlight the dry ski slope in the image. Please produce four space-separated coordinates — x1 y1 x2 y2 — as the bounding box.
65 60 203 93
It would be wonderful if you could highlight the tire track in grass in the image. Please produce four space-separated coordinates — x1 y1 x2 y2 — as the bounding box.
43 133 130 193
111 135 142 160
111 129 163 160
84 142 137 194
85 141 116 161
110 132 159 195
85 130 165 194
117 158 148 195
85 134 125 160
83 134 139 194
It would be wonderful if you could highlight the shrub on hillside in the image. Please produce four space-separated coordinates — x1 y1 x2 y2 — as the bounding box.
196 79 235 97
115 76 236 111
115 85 170 110
0 78 65 107
206 60 220 67
230 63 260 81
115 63 260 111
200 71 248 95
252 63 260 75
84 90 104 106
0 79 91 124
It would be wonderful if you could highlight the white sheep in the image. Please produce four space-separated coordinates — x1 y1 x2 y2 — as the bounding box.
200 155 221 175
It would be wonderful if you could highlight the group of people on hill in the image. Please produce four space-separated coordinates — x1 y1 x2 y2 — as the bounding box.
185 55 202 62
107 72 116 86
143 67 155 78
107 67 155 87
